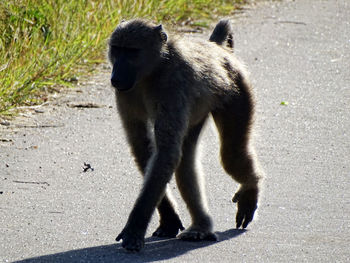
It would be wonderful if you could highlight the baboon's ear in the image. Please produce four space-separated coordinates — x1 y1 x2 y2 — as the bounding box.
160 31 168 43
154 24 168 43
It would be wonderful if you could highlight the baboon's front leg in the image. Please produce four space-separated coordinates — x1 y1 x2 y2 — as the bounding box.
116 109 188 251
119 118 184 238
176 119 217 241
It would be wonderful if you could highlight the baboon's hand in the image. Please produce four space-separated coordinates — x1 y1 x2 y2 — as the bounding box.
232 188 258 229
116 227 144 252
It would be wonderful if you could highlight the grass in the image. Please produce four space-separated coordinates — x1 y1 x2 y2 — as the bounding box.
0 0 246 115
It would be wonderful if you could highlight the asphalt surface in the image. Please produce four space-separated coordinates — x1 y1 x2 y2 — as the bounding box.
1 0 349 262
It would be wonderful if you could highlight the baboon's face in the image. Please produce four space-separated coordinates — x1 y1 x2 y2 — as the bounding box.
109 46 140 91
108 20 167 92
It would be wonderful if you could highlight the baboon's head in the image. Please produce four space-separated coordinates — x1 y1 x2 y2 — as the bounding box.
108 19 168 92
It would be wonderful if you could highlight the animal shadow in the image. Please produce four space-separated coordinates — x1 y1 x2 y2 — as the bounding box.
15 229 245 263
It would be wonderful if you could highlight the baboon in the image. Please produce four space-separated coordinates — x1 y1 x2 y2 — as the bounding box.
108 19 262 252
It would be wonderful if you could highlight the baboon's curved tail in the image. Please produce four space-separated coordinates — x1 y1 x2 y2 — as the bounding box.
209 19 234 50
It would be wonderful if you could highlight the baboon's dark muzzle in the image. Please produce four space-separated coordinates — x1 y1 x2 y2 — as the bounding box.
111 60 137 92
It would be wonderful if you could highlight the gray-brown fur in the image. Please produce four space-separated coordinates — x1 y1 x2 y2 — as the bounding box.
108 18 263 252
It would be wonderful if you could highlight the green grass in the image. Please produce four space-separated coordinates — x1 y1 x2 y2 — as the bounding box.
0 0 246 115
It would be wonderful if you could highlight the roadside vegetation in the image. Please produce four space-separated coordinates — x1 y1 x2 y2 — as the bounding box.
0 0 246 115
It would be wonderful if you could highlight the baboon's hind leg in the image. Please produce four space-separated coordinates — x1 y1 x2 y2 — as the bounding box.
212 88 262 229
153 187 185 237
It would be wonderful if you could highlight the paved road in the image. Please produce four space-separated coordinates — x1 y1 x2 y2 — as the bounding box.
1 0 349 262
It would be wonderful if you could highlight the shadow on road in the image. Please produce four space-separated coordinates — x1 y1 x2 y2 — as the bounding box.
15 229 245 263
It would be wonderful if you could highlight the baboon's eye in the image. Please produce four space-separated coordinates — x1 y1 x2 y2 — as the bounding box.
124 47 140 58
111 46 140 59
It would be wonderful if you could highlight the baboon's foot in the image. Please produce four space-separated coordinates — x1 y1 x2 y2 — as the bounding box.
178 228 217 241
116 227 144 252
232 187 258 229
153 218 185 238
